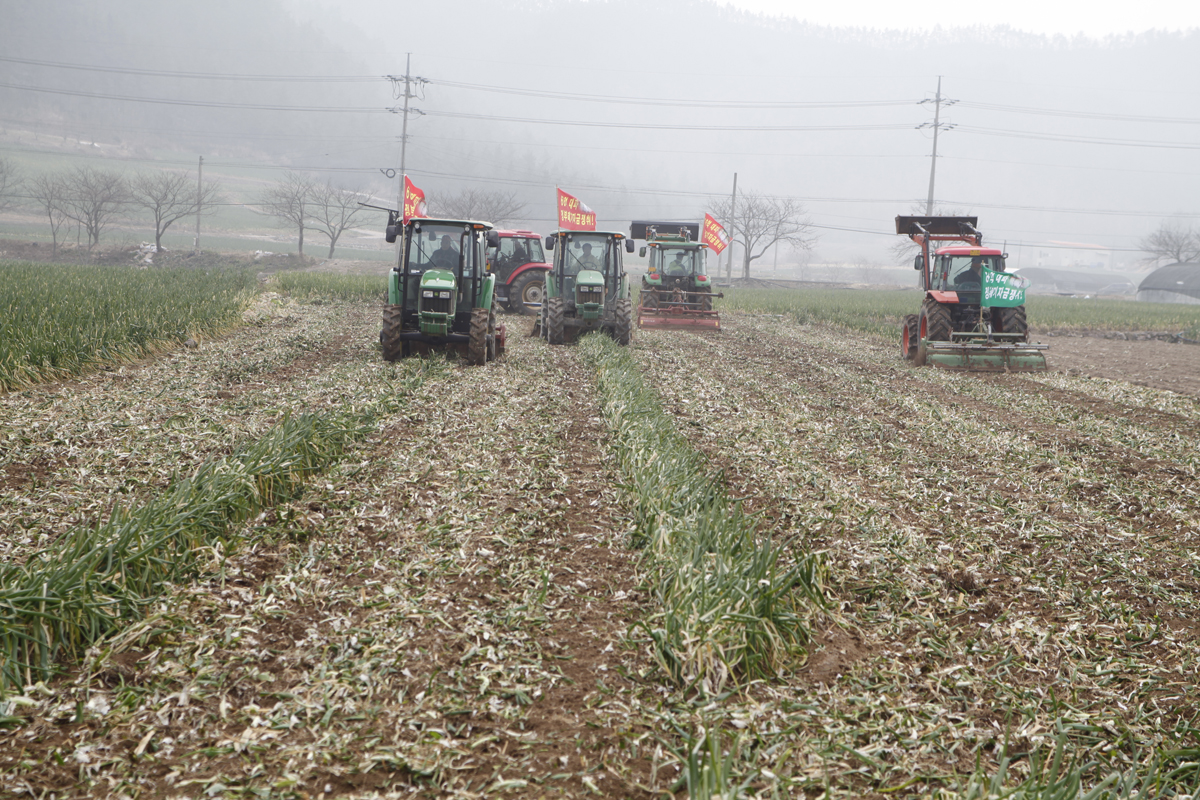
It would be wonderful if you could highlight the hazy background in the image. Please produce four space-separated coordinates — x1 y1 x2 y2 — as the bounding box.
1 0 1197 274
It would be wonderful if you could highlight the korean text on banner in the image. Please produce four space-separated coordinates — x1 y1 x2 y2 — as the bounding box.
557 188 596 231
981 268 1028 308
403 175 428 224
702 213 730 254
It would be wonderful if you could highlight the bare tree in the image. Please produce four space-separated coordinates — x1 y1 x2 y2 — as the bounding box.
262 172 316 257
712 190 815 279
58 166 129 250
0 157 22 215
29 173 71 259
1140 220 1200 266
433 189 526 225
307 182 374 259
130 169 222 254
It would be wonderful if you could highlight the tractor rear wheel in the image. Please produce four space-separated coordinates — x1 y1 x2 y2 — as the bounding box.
381 304 405 362
613 298 633 346
546 297 565 345
916 301 951 367
901 314 919 360
468 307 489 366
510 271 545 317
996 305 1029 341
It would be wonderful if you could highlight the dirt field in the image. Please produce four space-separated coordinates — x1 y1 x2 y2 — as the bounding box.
1 302 1198 799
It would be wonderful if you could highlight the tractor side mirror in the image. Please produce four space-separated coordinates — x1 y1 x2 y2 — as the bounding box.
486 230 500 248
385 225 398 244
913 254 923 271
639 246 646 258
545 236 555 250
625 239 635 253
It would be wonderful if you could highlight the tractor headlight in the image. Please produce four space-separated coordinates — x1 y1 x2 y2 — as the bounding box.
422 290 433 298
439 291 452 299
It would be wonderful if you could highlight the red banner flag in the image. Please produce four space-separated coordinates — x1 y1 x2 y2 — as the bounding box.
557 188 596 231
403 175 427 224
702 213 730 254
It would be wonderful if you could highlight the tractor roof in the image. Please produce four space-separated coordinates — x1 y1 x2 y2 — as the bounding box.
412 217 494 230
493 230 541 237
551 230 629 239
935 245 1004 256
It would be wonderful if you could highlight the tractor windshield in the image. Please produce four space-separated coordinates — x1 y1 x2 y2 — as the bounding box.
496 236 544 265
408 223 470 272
563 234 609 276
940 254 1005 291
659 248 705 277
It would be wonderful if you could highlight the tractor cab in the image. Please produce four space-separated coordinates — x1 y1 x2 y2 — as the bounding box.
537 230 634 345
487 231 551 316
381 215 504 364
930 246 1008 304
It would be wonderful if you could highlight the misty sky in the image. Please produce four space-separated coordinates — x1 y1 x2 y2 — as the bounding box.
726 0 1200 37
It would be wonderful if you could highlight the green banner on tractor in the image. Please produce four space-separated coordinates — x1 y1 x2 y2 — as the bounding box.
981 268 1028 308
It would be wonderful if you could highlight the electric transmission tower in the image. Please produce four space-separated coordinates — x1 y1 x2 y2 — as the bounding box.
385 53 428 212
917 76 957 215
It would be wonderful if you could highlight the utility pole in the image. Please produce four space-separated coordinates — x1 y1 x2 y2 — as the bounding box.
193 155 203 255
918 77 956 215
725 172 737 285
387 54 427 217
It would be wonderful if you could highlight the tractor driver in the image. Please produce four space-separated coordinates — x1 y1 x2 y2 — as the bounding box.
430 235 459 269
665 252 689 276
955 256 984 289
576 242 601 271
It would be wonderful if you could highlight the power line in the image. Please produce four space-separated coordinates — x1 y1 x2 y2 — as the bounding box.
0 55 378 82
0 81 389 113
957 99 1200 125
422 110 913 132
957 125 1200 150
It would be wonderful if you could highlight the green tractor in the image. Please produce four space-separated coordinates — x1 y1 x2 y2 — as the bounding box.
536 230 635 345
380 213 505 364
630 220 721 332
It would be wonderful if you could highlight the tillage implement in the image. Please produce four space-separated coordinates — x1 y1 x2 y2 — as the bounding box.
630 221 722 332
534 229 635 345
380 212 506 365
896 215 1048 372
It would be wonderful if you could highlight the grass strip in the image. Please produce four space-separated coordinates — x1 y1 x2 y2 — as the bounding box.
0 410 370 693
0 261 257 392
268 271 384 303
579 333 825 695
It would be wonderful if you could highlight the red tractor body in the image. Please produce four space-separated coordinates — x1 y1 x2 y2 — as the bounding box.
488 230 551 316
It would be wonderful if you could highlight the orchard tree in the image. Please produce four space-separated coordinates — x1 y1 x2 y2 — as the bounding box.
262 172 316 257
29 173 71 259
307 182 374 259
58 166 129 249
130 169 222 253
712 190 815 280
1140 220 1200 266
434 189 526 225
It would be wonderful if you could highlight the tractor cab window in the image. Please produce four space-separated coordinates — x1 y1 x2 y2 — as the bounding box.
496 237 543 265
563 234 609 276
408 224 471 272
940 254 1003 291
660 248 703 276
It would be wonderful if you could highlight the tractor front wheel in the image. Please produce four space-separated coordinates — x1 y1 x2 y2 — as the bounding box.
468 307 489 366
510 271 545 317
901 314 919 360
996 305 1029 341
381 304 405 362
546 297 565 345
613 298 633 346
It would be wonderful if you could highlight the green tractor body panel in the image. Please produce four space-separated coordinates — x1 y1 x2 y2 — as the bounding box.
537 230 634 346
379 215 506 364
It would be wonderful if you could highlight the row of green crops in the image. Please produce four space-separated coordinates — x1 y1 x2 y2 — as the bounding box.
0 411 371 694
268 271 384 303
0 260 258 392
718 287 1200 338
579 334 826 696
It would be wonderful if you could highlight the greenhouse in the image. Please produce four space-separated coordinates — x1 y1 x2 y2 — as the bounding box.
1138 263 1200 304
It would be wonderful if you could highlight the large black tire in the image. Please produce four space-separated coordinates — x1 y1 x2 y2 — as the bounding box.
546 297 565 345
916 301 952 367
381 304 405 362
468 307 488 366
901 313 919 361
510 271 545 317
996 305 1029 341
613 298 633 346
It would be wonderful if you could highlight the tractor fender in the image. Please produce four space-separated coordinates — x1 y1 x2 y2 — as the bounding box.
927 290 960 304
505 262 550 286
388 268 402 306
479 273 497 311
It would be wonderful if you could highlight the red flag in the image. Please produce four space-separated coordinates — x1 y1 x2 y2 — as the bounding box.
557 188 596 231
702 213 730 254
403 175 427 224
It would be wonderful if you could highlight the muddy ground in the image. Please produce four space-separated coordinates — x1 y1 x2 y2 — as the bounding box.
1 298 1198 799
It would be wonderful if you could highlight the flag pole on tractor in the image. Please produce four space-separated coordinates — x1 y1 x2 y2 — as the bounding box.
403 175 427 224
557 188 597 231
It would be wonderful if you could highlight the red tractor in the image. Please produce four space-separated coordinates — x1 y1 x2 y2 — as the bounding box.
897 215 1047 371
487 230 551 316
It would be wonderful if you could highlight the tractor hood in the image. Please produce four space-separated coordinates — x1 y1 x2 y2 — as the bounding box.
576 269 604 288
418 269 457 337
420 269 457 293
